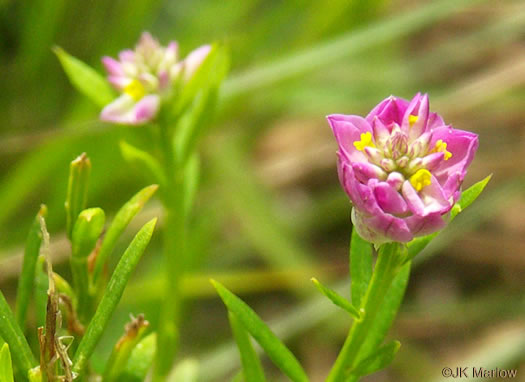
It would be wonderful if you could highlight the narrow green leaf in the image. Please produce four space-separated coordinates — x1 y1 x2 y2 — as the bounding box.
311 278 360 319
352 263 410 368
228 312 266 382
0 290 36 377
407 174 492 261
65 153 91 239
351 340 400 377
450 174 492 220
120 141 167 186
92 185 158 285
350 227 373 308
15 205 47 330
0 344 14 382
73 218 157 375
120 333 157 382
54 46 115 107
34 257 48 329
167 359 199 382
211 280 308 382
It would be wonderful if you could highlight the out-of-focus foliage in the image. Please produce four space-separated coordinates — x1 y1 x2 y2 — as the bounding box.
1 0 524 380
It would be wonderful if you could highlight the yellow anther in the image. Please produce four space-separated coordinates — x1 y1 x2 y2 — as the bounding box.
353 132 376 151
408 115 419 127
409 169 432 192
124 79 146 101
432 139 452 160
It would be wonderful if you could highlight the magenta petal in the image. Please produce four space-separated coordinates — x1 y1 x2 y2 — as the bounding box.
405 213 446 236
100 94 159 125
402 181 426 216
418 174 452 215
430 126 479 181
327 115 372 162
102 56 124 76
352 162 387 183
352 208 413 244
365 96 409 126
372 181 408 215
182 45 211 81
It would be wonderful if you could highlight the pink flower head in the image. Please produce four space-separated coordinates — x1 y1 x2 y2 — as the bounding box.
328 93 478 245
100 32 211 125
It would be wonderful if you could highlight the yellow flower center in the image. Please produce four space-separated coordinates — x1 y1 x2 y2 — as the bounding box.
408 115 419 126
124 79 146 101
432 139 452 160
409 169 432 192
353 132 376 151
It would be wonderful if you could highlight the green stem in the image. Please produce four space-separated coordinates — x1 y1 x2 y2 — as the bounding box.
154 123 187 380
326 243 404 382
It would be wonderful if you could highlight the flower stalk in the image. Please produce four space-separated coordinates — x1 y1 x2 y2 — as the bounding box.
326 243 406 382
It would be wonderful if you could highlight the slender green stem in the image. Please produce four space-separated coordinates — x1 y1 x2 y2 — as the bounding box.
326 243 405 382
154 122 188 380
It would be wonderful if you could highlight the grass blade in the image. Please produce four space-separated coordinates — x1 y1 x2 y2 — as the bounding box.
72 218 157 375
211 280 308 382
228 312 266 382
349 227 373 308
15 205 47 330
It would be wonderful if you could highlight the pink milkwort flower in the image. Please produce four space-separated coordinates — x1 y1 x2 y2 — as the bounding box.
328 93 478 245
100 32 211 125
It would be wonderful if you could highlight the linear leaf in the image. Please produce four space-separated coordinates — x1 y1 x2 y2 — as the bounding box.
15 205 46 330
350 227 373 308
351 340 400 377
0 344 14 382
92 185 158 285
310 278 360 319
211 280 308 382
73 218 157 375
65 153 91 239
229 312 266 382
0 290 36 377
54 47 115 107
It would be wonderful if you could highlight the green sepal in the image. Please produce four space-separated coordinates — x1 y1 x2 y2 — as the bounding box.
0 344 14 382
351 340 400 377
311 278 360 319
54 46 115 107
211 280 308 382
65 153 91 239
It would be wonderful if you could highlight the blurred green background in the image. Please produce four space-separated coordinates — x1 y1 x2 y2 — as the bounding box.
1 0 524 380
